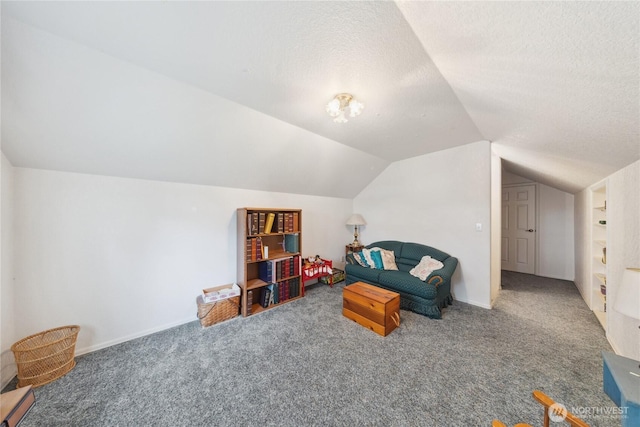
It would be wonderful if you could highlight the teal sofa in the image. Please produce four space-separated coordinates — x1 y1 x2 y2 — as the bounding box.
345 240 458 319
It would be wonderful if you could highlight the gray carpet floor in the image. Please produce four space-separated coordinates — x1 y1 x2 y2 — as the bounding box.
4 272 621 426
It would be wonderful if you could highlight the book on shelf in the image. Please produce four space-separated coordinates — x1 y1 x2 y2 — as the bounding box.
259 261 274 283
277 213 284 233
266 283 276 305
259 287 271 308
268 282 280 304
293 212 299 232
256 237 263 260
258 212 266 234
264 213 276 234
246 290 253 315
252 214 259 235
247 237 267 261
294 255 300 275
251 238 257 261
284 233 299 253
284 213 293 232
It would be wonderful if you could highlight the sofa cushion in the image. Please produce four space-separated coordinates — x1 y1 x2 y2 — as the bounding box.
366 241 404 256
344 264 383 283
397 242 450 272
378 270 438 300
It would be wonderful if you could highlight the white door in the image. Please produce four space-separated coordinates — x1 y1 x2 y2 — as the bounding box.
502 185 536 274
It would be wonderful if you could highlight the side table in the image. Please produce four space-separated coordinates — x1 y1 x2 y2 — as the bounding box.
346 244 364 254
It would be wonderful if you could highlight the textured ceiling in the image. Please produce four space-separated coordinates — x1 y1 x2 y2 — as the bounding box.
397 1 640 192
1 1 638 196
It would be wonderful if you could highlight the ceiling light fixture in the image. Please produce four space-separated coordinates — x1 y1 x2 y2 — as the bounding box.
326 93 364 123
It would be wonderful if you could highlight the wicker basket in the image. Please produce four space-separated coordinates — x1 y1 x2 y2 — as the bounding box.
197 295 239 327
11 325 80 388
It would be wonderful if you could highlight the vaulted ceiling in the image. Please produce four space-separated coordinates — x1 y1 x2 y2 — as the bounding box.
2 1 638 197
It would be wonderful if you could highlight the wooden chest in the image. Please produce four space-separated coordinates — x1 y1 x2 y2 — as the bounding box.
343 282 400 337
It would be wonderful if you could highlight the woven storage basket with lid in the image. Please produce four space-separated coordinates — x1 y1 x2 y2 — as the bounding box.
11 325 80 388
197 295 239 327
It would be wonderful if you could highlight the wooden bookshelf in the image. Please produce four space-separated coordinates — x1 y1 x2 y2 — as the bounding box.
237 208 303 317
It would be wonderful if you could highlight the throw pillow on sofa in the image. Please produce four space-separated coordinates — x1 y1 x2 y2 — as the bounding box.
354 248 384 269
367 247 399 270
375 248 399 270
368 249 385 270
353 248 399 271
353 251 370 267
410 255 444 281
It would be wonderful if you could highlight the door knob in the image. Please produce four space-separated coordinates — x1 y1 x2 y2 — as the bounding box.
527 229 535 232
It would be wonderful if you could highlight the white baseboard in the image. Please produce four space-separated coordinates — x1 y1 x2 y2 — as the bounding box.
606 333 621 355
1 318 195 390
455 297 492 310
536 273 574 281
75 316 195 356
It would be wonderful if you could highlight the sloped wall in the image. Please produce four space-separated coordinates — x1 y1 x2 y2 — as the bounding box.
354 140 493 309
10 167 353 358
1 154 17 388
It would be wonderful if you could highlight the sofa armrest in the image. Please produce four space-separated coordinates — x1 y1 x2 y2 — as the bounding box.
345 253 357 265
426 256 458 287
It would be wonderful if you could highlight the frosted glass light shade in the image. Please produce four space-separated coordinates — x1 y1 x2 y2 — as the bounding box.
348 99 364 117
325 98 341 117
326 93 364 123
614 268 640 320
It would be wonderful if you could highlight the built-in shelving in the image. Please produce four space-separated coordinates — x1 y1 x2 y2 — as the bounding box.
590 183 607 330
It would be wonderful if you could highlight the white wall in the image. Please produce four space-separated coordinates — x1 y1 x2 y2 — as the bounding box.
1 154 17 388
502 170 575 280
11 167 353 357
354 140 493 309
538 184 575 280
490 149 502 305
605 161 640 359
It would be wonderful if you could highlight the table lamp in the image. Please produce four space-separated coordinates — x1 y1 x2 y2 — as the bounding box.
346 214 366 246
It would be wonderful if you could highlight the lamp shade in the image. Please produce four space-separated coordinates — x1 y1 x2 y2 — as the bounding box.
614 268 640 320
346 214 366 226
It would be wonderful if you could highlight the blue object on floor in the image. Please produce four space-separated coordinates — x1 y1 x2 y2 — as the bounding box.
603 351 640 427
